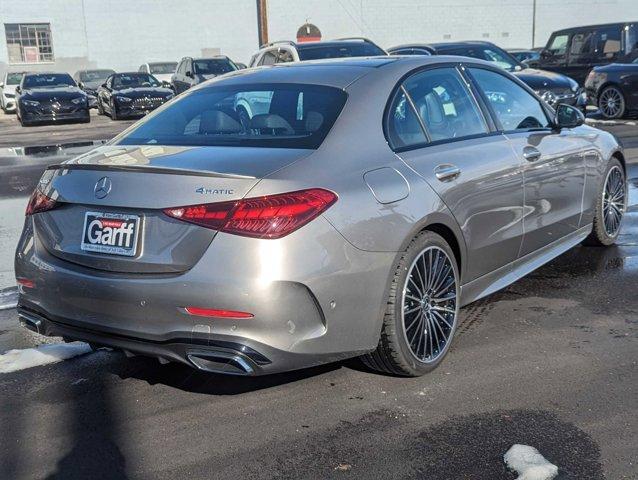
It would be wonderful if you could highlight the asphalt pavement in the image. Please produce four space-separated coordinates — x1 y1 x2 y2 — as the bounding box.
0 112 636 479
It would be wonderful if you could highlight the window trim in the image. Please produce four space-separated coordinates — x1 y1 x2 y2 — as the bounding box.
463 64 556 135
4 23 55 64
383 62 497 153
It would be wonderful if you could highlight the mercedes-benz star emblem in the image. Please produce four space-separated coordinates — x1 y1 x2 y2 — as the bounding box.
94 176 112 199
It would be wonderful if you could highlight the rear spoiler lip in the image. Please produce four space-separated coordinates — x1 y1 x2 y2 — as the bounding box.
45 163 256 180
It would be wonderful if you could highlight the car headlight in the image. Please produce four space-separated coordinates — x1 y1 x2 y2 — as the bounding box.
116 96 132 103
22 99 39 107
71 96 86 105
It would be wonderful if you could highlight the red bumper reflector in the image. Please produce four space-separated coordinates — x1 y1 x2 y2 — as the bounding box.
16 278 35 288
184 307 254 319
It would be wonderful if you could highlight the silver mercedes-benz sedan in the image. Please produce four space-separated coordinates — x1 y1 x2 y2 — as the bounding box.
15 56 626 377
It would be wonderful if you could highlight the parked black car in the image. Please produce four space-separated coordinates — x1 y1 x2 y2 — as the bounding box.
73 69 115 108
388 41 585 109
585 59 638 118
171 56 237 94
528 22 638 85
16 72 90 127
96 72 174 120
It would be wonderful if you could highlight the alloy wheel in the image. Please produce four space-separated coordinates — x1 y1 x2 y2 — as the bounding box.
602 165 626 237
401 246 458 364
599 87 625 119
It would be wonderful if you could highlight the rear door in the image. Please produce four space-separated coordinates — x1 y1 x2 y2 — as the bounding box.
390 65 524 283
467 66 587 257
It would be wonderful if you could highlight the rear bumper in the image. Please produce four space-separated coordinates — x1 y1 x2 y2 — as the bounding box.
15 215 394 375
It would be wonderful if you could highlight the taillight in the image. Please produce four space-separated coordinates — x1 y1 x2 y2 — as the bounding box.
164 188 337 239
25 189 58 216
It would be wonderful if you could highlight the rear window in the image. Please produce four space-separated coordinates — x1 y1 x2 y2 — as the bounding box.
116 83 347 149
193 59 236 75
80 70 114 82
150 62 177 74
297 43 385 60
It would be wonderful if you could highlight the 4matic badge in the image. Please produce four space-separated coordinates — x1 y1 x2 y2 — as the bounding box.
195 187 235 195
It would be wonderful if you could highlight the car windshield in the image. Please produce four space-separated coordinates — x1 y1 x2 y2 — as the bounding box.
113 73 161 89
116 83 347 149
298 43 386 60
442 46 521 71
23 74 76 89
150 62 177 74
6 72 24 85
80 70 114 82
193 59 236 75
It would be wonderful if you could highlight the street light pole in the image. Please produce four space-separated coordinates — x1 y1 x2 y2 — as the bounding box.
256 0 269 47
531 0 537 47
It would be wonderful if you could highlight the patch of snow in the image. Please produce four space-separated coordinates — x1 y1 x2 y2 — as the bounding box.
0 342 92 373
504 444 559 480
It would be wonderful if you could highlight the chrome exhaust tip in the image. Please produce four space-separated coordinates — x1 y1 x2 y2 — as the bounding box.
187 351 255 376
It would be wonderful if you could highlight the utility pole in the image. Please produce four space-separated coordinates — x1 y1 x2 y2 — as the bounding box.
256 0 269 47
531 0 537 47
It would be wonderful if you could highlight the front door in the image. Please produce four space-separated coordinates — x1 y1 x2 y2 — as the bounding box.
468 67 586 256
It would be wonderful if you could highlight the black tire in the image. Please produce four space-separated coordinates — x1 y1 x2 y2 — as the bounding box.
361 231 460 377
598 85 626 119
81 110 90 123
584 157 626 246
110 100 119 120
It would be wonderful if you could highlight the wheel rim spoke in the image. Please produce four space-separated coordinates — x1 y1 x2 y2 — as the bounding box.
602 166 625 236
402 246 458 364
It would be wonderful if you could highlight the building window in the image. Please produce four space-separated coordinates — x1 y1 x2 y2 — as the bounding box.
4 23 54 63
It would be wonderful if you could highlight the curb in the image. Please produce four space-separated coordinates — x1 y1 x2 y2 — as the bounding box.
0 286 18 311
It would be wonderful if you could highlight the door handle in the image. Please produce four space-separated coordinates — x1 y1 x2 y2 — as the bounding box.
434 164 461 182
523 146 542 162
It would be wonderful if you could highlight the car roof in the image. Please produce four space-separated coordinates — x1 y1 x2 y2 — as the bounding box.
148 61 176 64
294 40 379 50
552 21 637 34
200 55 495 89
428 41 498 50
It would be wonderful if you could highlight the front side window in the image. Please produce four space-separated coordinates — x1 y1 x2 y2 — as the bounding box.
112 73 160 89
469 68 550 131
402 67 488 142
547 34 569 55
4 23 54 63
23 73 75 89
6 72 24 85
116 83 347 149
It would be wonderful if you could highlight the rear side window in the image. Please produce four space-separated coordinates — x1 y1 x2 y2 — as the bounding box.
116 83 347 149
469 68 550 131
595 26 622 59
386 89 427 148
403 67 488 142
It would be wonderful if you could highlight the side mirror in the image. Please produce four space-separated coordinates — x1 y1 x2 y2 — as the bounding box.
540 50 552 59
78 81 84 88
235 63 247 70
0 82 4 88
554 104 585 129
185 71 193 78
15 85 21 94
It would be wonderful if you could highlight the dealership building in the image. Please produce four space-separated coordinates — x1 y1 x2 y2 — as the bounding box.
0 0 636 77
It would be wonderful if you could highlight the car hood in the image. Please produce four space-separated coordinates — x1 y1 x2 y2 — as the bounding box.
152 73 173 83
594 63 638 72
513 68 573 89
21 86 85 99
2 84 18 95
113 87 173 98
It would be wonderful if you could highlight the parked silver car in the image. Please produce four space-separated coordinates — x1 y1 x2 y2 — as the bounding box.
15 56 626 377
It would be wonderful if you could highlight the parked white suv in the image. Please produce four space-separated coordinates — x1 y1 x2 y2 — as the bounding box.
0 71 26 113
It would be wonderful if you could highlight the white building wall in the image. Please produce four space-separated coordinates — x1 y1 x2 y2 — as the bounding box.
0 0 637 77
